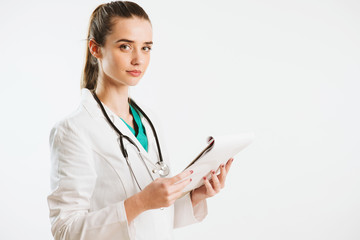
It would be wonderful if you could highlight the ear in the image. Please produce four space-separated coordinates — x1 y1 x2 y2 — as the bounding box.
89 39 102 59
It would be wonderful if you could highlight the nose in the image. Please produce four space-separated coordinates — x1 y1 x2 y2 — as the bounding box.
130 49 144 66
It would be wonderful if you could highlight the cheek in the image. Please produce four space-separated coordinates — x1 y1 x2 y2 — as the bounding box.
104 52 127 73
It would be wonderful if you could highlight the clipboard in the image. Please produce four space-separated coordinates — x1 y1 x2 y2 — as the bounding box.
181 132 255 193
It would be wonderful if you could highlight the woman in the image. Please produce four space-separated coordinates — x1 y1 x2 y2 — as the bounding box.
47 1 233 239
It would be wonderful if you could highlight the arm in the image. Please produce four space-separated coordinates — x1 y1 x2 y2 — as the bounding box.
48 122 133 240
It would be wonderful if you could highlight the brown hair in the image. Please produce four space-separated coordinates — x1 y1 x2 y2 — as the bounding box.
81 1 150 91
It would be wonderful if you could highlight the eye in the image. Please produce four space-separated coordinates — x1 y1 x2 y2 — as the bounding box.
143 46 152 52
119 44 131 50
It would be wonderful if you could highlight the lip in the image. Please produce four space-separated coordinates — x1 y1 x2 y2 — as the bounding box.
126 70 142 77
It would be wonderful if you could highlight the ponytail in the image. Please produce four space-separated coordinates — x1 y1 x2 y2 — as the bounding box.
81 38 99 90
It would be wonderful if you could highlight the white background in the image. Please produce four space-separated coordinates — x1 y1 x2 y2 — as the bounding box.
0 0 359 239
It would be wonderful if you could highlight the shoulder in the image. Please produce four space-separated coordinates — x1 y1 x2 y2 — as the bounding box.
49 88 102 138
49 104 92 146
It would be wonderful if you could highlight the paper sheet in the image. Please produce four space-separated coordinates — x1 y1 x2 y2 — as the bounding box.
181 132 255 192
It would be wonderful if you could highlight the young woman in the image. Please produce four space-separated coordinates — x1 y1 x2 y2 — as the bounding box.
47 1 233 239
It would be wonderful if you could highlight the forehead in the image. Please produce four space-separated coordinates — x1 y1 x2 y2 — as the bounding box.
107 17 152 44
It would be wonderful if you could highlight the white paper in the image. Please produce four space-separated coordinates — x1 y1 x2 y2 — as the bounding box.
181 132 255 192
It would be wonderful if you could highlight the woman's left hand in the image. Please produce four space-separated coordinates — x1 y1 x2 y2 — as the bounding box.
190 157 234 207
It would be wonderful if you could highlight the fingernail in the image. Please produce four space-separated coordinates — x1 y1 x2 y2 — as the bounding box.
190 170 193 174
231 158 234 162
221 164 225 168
212 170 215 174
203 177 206 180
190 178 192 182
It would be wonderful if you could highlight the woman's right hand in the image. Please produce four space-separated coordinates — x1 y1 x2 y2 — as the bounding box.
124 170 193 222
138 169 194 210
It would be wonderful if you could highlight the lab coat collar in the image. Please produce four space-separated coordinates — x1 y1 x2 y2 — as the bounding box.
80 88 103 118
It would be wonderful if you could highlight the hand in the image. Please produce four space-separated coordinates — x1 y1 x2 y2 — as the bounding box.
190 157 234 207
125 169 193 223
138 169 194 210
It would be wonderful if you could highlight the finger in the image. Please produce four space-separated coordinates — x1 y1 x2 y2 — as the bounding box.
170 188 189 202
225 158 234 173
203 177 216 196
211 170 221 192
168 169 193 185
171 177 192 193
218 163 227 187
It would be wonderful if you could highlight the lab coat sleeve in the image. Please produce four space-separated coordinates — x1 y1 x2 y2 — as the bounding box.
173 192 208 228
47 120 134 240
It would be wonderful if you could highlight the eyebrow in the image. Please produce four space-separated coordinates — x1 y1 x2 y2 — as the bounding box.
114 39 153 45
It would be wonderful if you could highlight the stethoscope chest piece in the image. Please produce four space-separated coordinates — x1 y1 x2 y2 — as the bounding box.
153 162 170 177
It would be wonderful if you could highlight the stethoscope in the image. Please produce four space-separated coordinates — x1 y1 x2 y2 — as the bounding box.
91 91 170 190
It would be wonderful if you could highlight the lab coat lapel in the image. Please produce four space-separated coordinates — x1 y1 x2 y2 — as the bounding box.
103 100 162 182
79 89 166 196
80 88 153 160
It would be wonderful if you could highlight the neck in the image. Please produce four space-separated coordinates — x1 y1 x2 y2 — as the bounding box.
95 79 131 119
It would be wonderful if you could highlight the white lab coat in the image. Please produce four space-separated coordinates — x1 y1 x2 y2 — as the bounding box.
47 88 208 240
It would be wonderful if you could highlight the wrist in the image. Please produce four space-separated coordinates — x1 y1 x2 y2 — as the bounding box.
190 189 204 207
134 191 148 212
124 191 149 223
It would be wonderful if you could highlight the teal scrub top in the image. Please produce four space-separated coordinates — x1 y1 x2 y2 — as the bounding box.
120 104 148 152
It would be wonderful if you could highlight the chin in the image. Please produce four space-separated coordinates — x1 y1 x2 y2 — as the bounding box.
114 74 142 87
127 78 142 86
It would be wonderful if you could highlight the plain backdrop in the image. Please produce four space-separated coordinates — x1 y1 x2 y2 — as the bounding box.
0 0 359 239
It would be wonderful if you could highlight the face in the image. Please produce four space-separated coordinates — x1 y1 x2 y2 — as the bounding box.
93 17 153 87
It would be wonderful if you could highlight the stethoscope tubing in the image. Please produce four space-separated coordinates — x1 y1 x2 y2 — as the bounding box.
129 98 165 164
91 91 165 190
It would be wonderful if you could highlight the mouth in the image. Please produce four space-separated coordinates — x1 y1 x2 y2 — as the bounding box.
126 70 142 77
